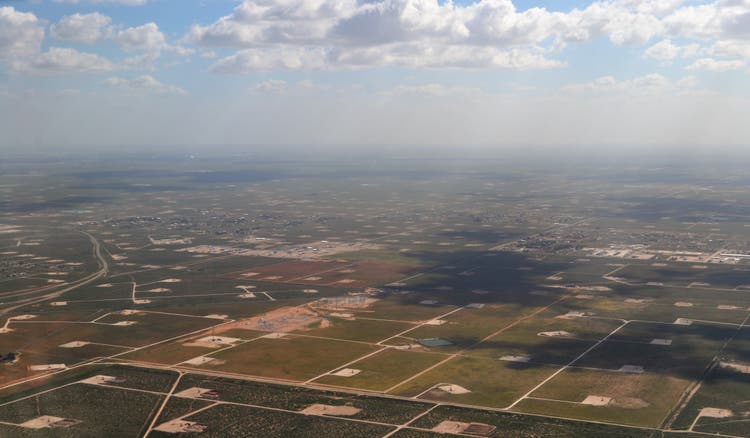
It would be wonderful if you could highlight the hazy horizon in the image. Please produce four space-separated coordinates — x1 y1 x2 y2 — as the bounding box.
2 0 750 150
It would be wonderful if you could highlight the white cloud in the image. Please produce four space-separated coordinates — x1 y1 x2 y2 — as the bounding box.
188 0 662 72
644 38 700 61
105 75 187 95
50 13 113 44
182 0 750 72
254 79 288 92
708 39 750 58
686 57 746 71
0 7 45 60
662 0 750 40
211 43 562 73
11 47 114 74
211 47 328 72
115 22 168 52
115 22 194 59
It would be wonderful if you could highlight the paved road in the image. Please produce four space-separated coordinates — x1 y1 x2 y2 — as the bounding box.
0 231 108 316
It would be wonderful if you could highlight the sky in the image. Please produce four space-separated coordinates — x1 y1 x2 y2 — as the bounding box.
1 0 749 150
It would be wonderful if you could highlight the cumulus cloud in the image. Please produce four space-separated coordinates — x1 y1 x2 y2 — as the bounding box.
686 57 746 72
211 47 327 72
115 22 168 52
115 22 194 59
10 47 114 74
182 0 750 73
105 75 187 95
644 39 699 61
0 7 45 60
211 43 562 73
50 12 113 44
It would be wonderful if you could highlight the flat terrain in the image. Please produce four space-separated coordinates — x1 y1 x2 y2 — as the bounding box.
2 153 750 436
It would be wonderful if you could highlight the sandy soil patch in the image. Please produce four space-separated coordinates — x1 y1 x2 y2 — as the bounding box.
437 384 471 394
425 319 447 326
221 306 322 333
539 331 575 338
718 305 741 310
582 395 612 406
184 336 241 348
433 421 470 434
301 404 361 416
29 364 66 371
155 420 207 433
13 315 35 320
182 356 225 366
720 361 750 374
328 312 353 319
111 321 137 326
619 365 645 374
577 286 612 292
563 311 586 318
175 387 221 399
80 375 125 385
650 339 672 345
19 416 72 429
261 332 286 339
394 344 423 351
59 341 89 348
330 368 361 377
699 407 733 418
